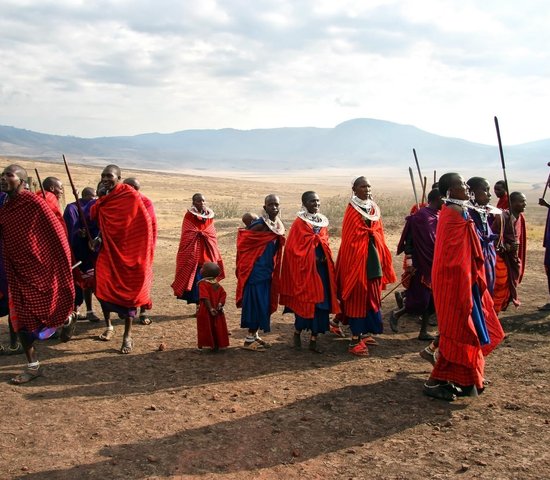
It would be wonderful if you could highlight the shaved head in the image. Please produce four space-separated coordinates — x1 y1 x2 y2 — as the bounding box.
123 177 140 191
5 164 27 181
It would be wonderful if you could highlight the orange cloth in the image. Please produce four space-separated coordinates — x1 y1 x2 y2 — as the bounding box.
279 217 340 318
235 229 284 313
336 205 396 318
90 183 153 308
431 206 504 389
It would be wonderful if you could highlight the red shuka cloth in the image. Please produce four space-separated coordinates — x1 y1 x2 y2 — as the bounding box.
196 280 229 349
336 205 396 318
40 191 68 236
171 211 224 297
0 190 74 332
140 193 158 250
235 229 285 312
279 217 340 318
431 205 504 388
91 183 153 308
496 194 509 210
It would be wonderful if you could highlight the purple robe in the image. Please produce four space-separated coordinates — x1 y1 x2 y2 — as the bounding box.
396 205 439 314
469 209 497 295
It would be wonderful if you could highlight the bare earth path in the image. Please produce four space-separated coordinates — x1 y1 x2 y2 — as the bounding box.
0 160 549 479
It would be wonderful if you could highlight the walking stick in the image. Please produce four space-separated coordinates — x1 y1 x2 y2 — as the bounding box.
34 168 46 199
409 167 419 209
494 116 511 211
381 270 416 302
542 162 550 200
62 154 93 244
433 170 437 186
421 176 427 204
413 148 427 202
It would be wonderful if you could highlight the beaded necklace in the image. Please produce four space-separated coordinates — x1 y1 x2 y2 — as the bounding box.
349 195 381 221
296 208 329 227
188 206 215 219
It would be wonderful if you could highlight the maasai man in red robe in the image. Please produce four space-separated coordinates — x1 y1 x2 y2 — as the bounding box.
391 188 442 340
41 176 67 231
196 262 229 351
171 193 224 312
64 186 99 322
236 194 285 351
90 165 153 354
280 191 340 353
491 191 527 314
123 177 157 325
336 176 396 356
494 180 509 210
424 173 505 401
0 165 75 383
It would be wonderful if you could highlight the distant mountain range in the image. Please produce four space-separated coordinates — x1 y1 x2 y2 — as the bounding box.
1 119 548 180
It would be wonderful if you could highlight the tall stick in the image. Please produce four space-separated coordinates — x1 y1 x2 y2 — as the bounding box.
433 170 437 186
421 176 427 203
34 168 46 199
409 167 419 209
543 171 550 200
413 148 427 203
494 116 511 211
62 154 93 243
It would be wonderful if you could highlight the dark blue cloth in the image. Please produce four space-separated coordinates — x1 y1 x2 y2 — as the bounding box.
99 299 137 319
179 267 202 304
471 283 490 346
469 209 497 295
348 311 383 336
240 238 279 332
294 244 330 335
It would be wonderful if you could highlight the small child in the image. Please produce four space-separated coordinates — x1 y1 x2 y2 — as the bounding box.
241 212 259 228
196 262 229 351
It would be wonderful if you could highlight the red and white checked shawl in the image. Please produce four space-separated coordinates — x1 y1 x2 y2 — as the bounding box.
0 190 74 332
171 211 224 297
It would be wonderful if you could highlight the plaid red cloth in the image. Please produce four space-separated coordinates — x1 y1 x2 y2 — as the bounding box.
336 204 396 318
171 211 224 297
91 183 153 309
0 190 74 332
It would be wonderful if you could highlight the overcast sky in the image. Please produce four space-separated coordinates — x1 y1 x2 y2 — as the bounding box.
0 0 548 145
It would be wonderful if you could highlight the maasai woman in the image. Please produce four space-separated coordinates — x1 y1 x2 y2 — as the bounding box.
280 191 340 353
171 193 224 312
236 194 285 351
336 176 396 356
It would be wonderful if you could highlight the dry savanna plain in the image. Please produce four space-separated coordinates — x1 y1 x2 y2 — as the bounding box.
0 158 549 480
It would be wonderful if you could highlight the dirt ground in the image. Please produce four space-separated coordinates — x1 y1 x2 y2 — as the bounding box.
0 159 549 480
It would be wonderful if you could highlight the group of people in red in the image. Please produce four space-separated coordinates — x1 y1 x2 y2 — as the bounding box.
0 163 156 384
0 162 538 403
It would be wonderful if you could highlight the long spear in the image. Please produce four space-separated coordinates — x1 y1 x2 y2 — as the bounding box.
409 167 419 209
413 148 427 203
494 116 511 211
433 170 437 186
34 168 46 199
421 175 427 203
62 154 93 244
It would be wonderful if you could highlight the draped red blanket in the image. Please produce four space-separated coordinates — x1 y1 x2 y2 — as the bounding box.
279 217 340 318
140 193 158 250
336 205 396 317
431 206 504 387
197 280 229 349
91 183 153 308
171 211 224 297
40 191 68 236
235 229 285 312
0 190 74 332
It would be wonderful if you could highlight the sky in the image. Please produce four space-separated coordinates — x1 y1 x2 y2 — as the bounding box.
0 0 548 145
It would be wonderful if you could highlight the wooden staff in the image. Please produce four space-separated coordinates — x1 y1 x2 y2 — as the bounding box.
413 148 427 203
543 162 550 200
34 168 46 199
381 269 416 301
62 154 93 243
494 116 511 211
409 167 419 209
421 175 427 203
433 170 437 185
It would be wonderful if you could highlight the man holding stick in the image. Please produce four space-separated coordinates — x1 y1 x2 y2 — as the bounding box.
538 164 550 310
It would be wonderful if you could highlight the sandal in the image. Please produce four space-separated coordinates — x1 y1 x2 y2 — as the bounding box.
60 313 78 342
255 337 271 348
139 315 152 325
361 335 378 346
329 321 346 338
1 342 24 355
349 342 369 357
308 339 323 354
419 346 436 366
11 366 43 385
242 340 266 352
423 382 458 401
120 336 133 354
99 328 115 341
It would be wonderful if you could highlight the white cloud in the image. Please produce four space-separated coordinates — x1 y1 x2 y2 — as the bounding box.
0 0 548 144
